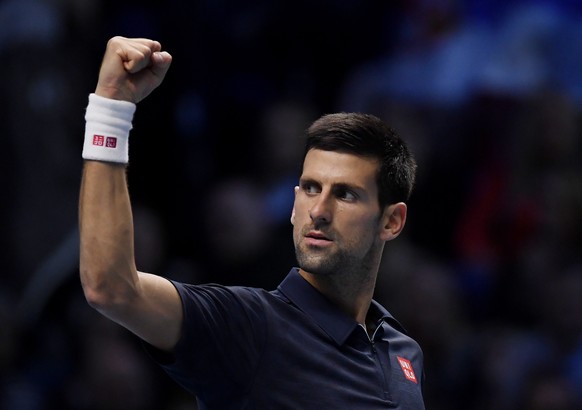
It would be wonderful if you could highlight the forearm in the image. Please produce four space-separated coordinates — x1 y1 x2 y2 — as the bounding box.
79 160 139 311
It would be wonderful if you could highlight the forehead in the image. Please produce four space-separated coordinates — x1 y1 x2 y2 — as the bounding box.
301 149 379 187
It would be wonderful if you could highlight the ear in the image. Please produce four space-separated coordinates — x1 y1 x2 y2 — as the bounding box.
379 202 407 242
290 186 299 225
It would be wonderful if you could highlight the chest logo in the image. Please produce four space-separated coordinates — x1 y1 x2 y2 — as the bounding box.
397 356 418 383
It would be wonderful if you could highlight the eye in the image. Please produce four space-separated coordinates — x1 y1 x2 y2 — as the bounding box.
300 181 320 195
336 188 358 202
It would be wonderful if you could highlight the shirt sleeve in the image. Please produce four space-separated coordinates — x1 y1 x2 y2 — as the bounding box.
147 281 268 401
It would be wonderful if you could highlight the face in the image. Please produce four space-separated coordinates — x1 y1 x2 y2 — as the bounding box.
292 149 388 276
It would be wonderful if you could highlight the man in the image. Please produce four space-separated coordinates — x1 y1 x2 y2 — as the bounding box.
79 36 425 409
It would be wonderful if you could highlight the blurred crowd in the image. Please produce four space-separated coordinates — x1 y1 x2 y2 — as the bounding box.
1 0 582 409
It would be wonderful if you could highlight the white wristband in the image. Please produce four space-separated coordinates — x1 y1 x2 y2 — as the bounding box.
82 93 136 164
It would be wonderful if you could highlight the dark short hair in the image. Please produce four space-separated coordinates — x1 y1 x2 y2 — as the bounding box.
304 113 417 208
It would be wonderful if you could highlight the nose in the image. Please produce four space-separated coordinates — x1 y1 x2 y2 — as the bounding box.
309 193 332 224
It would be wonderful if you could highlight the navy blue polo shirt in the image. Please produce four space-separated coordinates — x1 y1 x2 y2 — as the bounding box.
151 268 425 409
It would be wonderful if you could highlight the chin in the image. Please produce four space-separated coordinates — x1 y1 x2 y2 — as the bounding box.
295 244 345 275
297 256 336 277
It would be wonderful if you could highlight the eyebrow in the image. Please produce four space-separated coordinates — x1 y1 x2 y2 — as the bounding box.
300 177 367 195
333 182 365 193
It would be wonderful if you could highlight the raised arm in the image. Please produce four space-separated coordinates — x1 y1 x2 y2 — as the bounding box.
79 37 182 351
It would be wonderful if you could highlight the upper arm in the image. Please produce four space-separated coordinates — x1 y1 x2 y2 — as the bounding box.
100 271 183 352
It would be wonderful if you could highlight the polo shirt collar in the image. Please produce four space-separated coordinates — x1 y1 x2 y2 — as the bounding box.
277 268 395 346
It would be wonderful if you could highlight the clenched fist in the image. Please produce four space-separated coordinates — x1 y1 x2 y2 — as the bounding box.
95 36 172 103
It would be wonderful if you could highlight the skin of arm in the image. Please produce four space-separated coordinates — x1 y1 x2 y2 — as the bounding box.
79 37 182 351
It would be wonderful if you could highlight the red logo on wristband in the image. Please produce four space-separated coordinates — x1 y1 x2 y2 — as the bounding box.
92 135 104 146
92 135 117 148
106 137 117 148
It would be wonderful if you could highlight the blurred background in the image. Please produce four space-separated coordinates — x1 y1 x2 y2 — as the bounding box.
1 0 582 409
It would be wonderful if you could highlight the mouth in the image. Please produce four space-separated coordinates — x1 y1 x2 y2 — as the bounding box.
306 231 329 240
303 230 333 246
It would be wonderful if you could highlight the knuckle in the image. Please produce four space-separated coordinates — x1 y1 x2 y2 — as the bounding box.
108 36 123 46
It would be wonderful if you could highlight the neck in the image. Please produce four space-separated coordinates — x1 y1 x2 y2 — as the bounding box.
299 268 377 324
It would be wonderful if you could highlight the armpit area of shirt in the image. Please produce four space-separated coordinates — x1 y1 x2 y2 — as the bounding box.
141 340 176 366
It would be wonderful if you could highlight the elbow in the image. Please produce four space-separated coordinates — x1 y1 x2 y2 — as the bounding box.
81 280 110 311
80 272 114 312
80 266 137 314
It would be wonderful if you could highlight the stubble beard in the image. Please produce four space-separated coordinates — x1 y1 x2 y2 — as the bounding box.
294 244 347 277
294 231 381 282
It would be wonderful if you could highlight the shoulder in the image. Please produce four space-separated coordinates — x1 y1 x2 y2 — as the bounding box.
171 281 294 324
174 281 278 306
